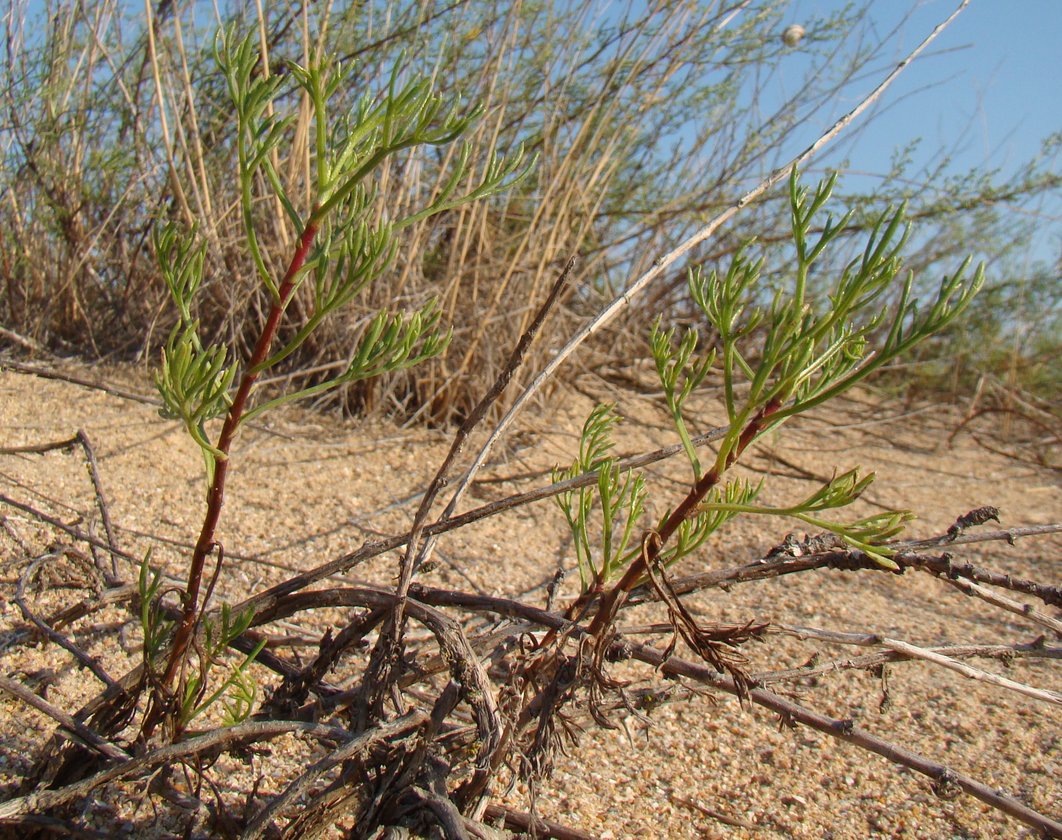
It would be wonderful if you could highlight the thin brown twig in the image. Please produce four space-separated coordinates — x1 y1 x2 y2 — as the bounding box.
901 550 1062 607
650 538 1062 607
355 257 574 729
0 486 278 573
772 622 1054 651
0 675 129 763
0 718 370 820
902 523 1062 550
240 709 429 840
74 429 120 581
0 359 160 406
943 576 1062 635
628 642 1062 839
0 327 46 354
0 434 80 455
752 638 1060 685
671 794 757 831
0 431 128 584
15 552 118 689
44 583 138 631
878 637 1061 707
482 803 597 840
414 256 577 577
0 493 142 567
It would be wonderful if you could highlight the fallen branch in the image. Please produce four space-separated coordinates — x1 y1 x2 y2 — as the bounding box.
901 551 1062 607
628 641 1062 839
15 551 118 689
240 709 429 840
752 639 1060 686
0 718 391 820
0 676 129 763
944 576 1062 635
879 637 1062 707
482 803 597 840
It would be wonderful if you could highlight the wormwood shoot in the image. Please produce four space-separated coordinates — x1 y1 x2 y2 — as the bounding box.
144 26 533 740
555 168 983 662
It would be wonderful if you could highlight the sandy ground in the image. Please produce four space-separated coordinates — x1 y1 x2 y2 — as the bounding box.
0 359 1058 838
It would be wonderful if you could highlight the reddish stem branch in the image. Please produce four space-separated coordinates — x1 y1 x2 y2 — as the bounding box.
584 398 782 639
154 221 319 719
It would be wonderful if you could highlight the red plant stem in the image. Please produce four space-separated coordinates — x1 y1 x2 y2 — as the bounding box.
583 397 782 640
157 221 319 698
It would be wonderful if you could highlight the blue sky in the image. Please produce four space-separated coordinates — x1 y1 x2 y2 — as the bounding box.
781 0 1060 266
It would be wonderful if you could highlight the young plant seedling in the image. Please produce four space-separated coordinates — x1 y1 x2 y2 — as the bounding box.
555 170 982 645
145 26 533 739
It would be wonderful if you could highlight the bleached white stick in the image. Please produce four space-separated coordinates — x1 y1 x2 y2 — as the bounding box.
882 637 1062 708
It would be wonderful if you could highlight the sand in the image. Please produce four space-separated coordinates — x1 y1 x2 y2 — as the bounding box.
0 360 1058 838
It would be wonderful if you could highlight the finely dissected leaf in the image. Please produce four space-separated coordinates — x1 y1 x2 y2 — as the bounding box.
694 169 984 471
157 27 535 451
561 170 982 598
650 319 715 478
243 301 451 422
553 405 647 589
155 223 206 327
146 24 537 739
216 27 296 299
138 551 171 664
657 478 763 570
155 322 236 465
180 639 267 728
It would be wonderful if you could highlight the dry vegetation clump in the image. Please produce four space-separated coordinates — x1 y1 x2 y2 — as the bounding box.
1 0 1058 419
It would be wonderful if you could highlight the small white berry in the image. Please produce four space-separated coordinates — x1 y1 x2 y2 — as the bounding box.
782 24 806 48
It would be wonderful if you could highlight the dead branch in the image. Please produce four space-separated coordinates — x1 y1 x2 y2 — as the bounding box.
15 550 118 689
671 794 757 831
482 803 598 840
0 359 159 407
73 429 120 581
0 718 397 820
627 641 1062 839
901 551 1062 607
878 637 1061 707
240 709 429 840
357 258 574 731
943 576 1062 635
0 812 118 839
0 493 142 569
752 639 1060 685
0 675 129 763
